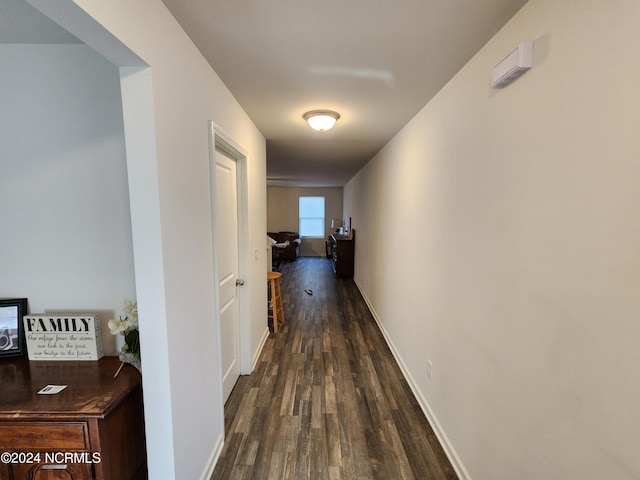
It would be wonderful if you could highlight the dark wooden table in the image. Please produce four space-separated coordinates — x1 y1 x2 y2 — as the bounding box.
0 356 146 480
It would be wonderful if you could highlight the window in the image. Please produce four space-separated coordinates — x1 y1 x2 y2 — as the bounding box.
299 196 325 238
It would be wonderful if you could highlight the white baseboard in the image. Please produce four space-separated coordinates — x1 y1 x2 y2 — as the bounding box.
353 278 471 480
199 432 224 480
252 327 270 371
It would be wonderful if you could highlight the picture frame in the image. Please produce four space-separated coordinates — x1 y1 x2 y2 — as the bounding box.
0 298 28 358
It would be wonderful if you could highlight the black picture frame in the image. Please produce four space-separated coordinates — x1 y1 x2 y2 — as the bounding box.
0 298 28 358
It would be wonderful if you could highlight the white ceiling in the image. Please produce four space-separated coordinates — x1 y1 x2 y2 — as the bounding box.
161 0 529 186
3 0 529 187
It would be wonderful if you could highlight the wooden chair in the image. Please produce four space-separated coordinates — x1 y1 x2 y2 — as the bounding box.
267 271 285 332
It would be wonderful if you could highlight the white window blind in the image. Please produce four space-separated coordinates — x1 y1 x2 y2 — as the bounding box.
299 196 325 238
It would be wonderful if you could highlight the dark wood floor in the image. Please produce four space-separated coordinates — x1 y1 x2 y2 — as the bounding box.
212 257 457 480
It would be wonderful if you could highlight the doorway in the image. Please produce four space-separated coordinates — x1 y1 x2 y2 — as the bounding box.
210 123 249 403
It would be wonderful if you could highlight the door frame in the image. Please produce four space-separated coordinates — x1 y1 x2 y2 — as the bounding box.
209 121 251 380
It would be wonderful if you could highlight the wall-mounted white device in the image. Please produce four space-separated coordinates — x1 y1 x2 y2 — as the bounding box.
491 41 534 88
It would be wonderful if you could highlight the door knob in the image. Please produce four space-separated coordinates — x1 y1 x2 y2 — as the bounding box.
235 279 245 286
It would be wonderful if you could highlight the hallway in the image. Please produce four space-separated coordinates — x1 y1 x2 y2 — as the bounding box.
212 257 457 480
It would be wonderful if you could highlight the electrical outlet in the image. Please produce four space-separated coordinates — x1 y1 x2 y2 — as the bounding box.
254 248 259 261
427 360 433 381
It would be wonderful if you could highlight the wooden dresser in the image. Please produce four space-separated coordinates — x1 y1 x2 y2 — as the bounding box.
329 233 354 277
0 356 146 480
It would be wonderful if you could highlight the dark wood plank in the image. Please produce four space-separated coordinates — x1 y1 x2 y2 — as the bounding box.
212 257 457 480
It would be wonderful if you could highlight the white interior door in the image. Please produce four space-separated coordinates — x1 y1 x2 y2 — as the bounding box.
214 147 241 402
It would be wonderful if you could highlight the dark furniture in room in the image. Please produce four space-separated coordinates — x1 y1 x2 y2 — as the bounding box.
268 231 301 261
329 233 354 277
0 356 146 480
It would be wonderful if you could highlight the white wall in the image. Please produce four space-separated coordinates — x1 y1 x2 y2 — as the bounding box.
267 186 343 256
21 1 268 479
0 44 134 355
344 1 640 479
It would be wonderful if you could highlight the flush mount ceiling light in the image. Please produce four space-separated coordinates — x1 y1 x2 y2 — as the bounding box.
303 110 340 131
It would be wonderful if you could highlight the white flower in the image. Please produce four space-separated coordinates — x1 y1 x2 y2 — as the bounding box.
108 318 132 335
123 299 138 327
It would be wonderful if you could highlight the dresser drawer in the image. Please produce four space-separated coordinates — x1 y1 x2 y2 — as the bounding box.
0 422 88 450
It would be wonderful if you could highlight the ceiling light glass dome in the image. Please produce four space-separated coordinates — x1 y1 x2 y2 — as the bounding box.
303 110 340 131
